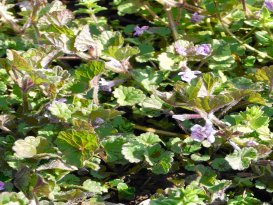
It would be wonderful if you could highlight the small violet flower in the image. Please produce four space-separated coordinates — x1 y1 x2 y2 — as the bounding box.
174 42 187 56
133 26 149 36
195 44 211 56
93 117 105 128
106 58 123 69
191 12 205 23
247 140 258 147
99 78 116 92
178 69 201 83
190 121 216 143
0 181 5 191
265 0 273 12
105 58 131 73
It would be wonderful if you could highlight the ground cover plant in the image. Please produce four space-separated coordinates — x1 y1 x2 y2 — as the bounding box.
2 0 273 204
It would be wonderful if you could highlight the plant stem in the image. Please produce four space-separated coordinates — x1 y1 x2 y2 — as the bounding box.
57 56 82 60
91 14 104 32
90 75 100 105
176 0 184 23
142 2 166 25
165 5 179 40
134 124 186 138
22 92 29 113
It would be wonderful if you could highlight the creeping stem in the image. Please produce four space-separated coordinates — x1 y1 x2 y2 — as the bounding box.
134 124 187 138
142 1 166 25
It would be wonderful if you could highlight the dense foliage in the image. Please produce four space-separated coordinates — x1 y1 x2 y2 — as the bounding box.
1 0 273 204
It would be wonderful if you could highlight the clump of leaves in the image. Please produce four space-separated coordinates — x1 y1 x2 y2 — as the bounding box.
1 0 273 204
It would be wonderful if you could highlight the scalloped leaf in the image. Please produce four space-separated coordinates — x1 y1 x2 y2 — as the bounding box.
225 147 258 171
12 136 54 159
74 25 96 52
121 141 145 163
7 50 32 72
55 129 98 167
75 60 105 80
113 86 146 106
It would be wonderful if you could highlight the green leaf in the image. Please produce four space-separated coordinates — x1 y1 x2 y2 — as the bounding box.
202 73 219 95
182 138 202 155
7 50 32 72
186 79 203 101
191 154 210 162
105 45 139 61
82 180 107 194
144 144 174 174
158 52 176 71
209 39 236 71
195 165 217 187
228 193 261 205
137 132 162 146
255 65 273 90
48 101 72 121
55 130 98 167
116 182 135 200
0 192 29 205
150 153 173 175
23 45 62 69
116 0 141 16
101 135 128 164
74 25 96 52
167 137 183 154
12 136 53 159
132 68 163 91
225 147 258 171
121 141 145 163
45 33 74 54
99 31 124 48
150 182 207 205
142 95 164 110
211 158 231 171
136 44 155 63
75 60 105 80
113 86 146 106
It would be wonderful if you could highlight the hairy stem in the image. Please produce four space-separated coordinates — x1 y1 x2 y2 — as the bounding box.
176 0 184 23
142 1 166 25
90 75 100 105
165 5 179 40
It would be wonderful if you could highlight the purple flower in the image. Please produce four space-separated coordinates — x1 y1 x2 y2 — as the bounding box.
56 98 67 103
191 12 205 23
99 78 125 92
133 26 149 36
178 69 201 83
265 0 273 11
0 181 5 191
190 121 216 143
254 10 262 19
174 42 187 56
99 78 116 92
105 58 131 73
195 44 211 56
93 117 104 128
172 114 201 121
247 140 258 147
106 58 122 68
17 1 32 11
